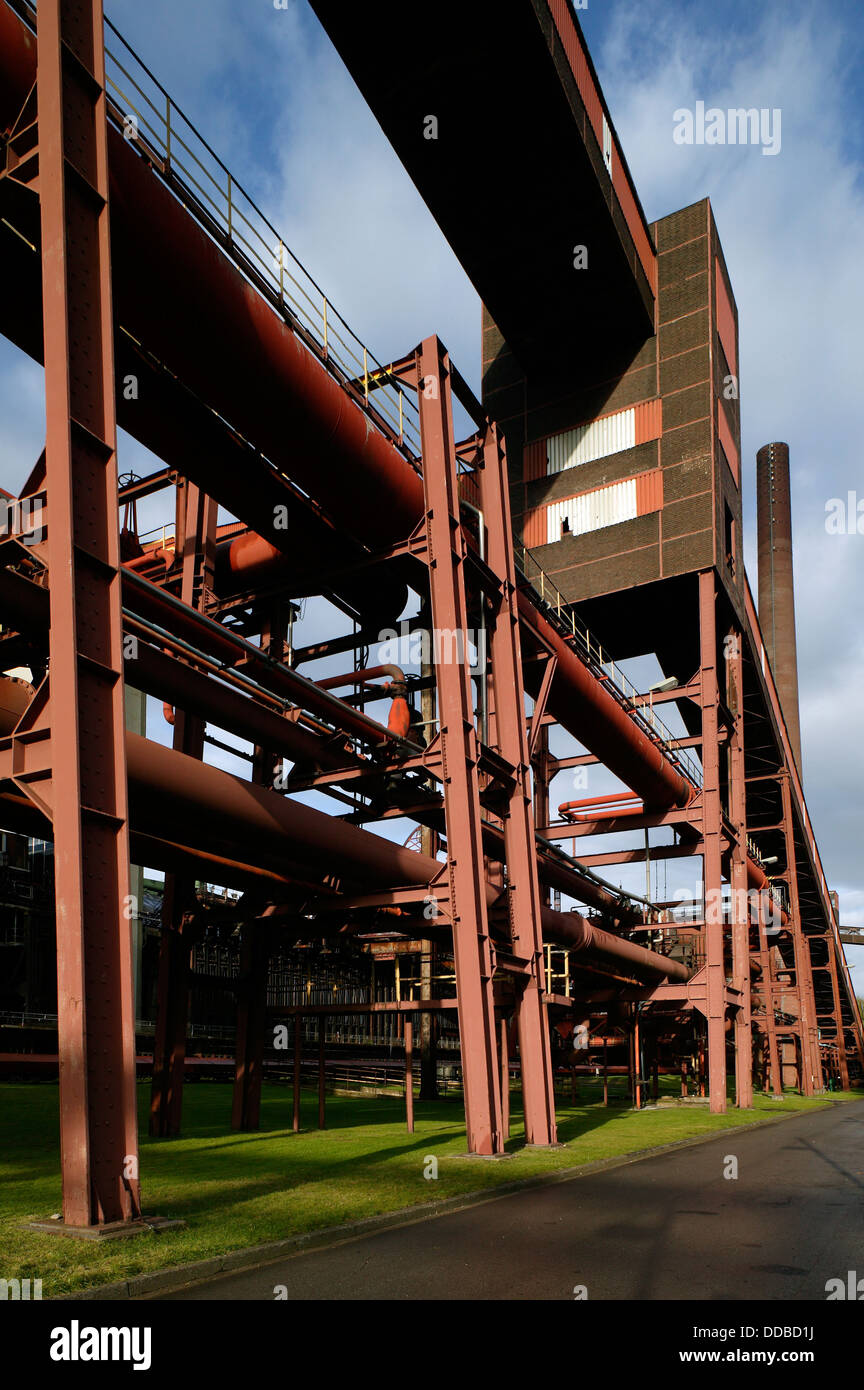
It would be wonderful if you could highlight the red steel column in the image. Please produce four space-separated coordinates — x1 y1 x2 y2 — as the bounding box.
755 891 782 1095
412 338 503 1155
231 603 286 1130
478 421 557 1146
293 1019 302 1132
698 571 728 1113
726 624 753 1107
818 925 850 1091
779 774 820 1094
149 482 218 1136
37 0 139 1225
499 1016 510 1141
404 1018 415 1133
232 926 270 1130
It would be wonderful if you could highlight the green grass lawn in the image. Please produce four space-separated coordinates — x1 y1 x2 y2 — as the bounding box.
0 1078 855 1296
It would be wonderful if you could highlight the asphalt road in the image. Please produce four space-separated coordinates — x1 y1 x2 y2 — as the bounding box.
152 1100 864 1300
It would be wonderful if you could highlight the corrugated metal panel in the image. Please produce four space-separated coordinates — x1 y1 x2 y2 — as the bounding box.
716 401 740 485
635 468 663 514
715 257 738 375
633 398 662 444
546 407 636 475
546 469 663 544
523 505 546 548
547 478 638 543
524 439 547 482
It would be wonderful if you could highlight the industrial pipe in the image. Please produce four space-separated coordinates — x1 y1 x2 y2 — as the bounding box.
316 664 411 739
519 593 694 809
0 675 686 984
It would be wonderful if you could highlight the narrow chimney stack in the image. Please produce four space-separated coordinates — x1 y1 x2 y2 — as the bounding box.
756 442 802 771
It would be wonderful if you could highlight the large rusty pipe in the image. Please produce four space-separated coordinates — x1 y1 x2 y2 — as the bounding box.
518 594 693 809
125 733 687 981
0 562 397 755
746 853 789 926
0 671 685 982
128 640 356 772
122 569 402 749
126 737 686 982
0 575 670 927
539 907 687 982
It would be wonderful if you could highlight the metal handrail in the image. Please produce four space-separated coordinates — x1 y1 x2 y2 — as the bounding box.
513 539 704 791
97 17 423 462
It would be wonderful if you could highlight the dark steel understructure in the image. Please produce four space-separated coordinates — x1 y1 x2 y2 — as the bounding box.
0 0 860 1229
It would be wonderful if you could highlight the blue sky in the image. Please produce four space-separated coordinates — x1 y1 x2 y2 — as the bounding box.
1 0 862 994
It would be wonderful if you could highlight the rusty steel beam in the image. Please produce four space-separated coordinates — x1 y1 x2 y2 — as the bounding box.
779 774 821 1094
231 602 289 1131
150 480 218 1137
726 620 753 1108
753 883 783 1096
479 417 557 1145
34 0 139 1227
231 925 271 1131
698 571 728 1114
407 338 504 1156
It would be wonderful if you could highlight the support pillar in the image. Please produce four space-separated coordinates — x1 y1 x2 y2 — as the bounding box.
726 620 753 1107
405 1018 414 1133
402 338 504 1155
318 1015 326 1129
779 774 820 1094
478 417 557 1146
150 481 218 1136
231 926 270 1131
755 891 783 1095
822 933 850 1091
230 601 287 1130
35 0 139 1225
500 1016 510 1141
293 1019 302 1132
698 570 728 1113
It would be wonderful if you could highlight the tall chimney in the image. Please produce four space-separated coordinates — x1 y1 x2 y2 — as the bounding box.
756 442 802 771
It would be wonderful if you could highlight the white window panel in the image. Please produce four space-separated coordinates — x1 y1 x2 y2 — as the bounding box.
603 115 613 176
547 478 638 543
546 407 636 475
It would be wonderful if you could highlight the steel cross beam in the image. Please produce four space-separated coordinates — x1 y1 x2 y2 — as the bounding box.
698 571 728 1113
478 420 557 1146
35 0 139 1226
404 338 504 1155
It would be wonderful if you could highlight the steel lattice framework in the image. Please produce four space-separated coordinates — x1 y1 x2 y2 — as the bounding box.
0 0 859 1230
